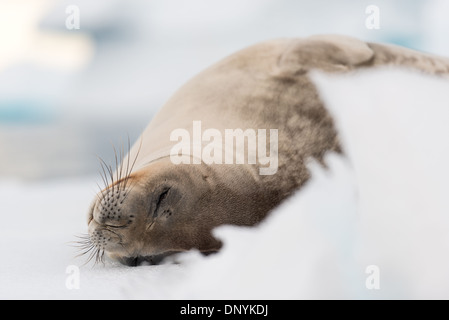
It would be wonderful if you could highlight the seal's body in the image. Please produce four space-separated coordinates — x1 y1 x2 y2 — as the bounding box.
86 35 449 266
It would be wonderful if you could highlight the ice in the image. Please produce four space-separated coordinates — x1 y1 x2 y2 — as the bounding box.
2 68 449 299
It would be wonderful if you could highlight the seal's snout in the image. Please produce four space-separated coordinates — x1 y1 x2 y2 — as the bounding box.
86 186 140 261
93 188 132 227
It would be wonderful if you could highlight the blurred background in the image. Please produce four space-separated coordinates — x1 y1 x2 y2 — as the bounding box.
0 0 448 181
2 0 449 300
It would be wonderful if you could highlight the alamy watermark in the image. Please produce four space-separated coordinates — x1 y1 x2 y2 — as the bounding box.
65 265 80 290
365 5 380 30
365 265 380 290
170 121 278 175
66 5 80 30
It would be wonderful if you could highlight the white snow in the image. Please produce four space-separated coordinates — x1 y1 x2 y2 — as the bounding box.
2 68 449 299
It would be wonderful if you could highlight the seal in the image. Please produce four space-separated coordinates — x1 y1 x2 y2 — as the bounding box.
83 35 449 266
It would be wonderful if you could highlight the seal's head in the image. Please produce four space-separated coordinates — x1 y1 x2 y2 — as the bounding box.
86 157 216 266
85 157 271 266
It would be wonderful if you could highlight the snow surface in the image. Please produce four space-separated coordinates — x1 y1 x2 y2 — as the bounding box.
1 68 449 299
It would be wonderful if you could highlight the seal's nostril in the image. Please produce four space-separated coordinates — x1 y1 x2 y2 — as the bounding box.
116 253 178 267
119 256 139 267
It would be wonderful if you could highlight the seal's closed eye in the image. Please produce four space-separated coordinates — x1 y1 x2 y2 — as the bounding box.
153 187 170 218
149 186 173 218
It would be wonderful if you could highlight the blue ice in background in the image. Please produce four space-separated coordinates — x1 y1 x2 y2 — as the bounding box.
0 0 448 179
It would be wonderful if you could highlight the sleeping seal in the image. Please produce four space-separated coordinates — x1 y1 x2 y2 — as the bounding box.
84 35 449 266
